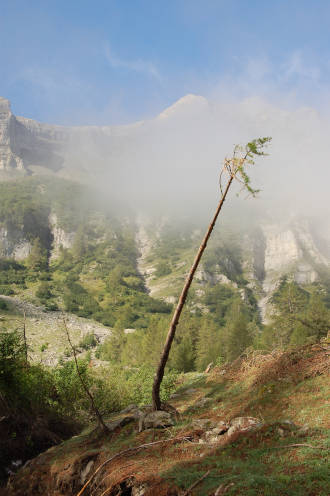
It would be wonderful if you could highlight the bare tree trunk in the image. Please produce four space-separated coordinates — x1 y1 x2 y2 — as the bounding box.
23 310 28 365
152 174 234 410
62 316 109 434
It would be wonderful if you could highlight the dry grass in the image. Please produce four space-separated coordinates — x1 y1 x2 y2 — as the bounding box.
4 343 329 496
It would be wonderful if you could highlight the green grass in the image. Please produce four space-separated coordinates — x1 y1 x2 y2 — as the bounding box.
163 427 330 495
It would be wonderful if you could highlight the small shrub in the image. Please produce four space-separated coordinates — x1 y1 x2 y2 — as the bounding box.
45 301 58 311
0 286 15 296
126 366 178 405
36 282 52 300
155 261 172 277
0 299 8 310
79 333 97 350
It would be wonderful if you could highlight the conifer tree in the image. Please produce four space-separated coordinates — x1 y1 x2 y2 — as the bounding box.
72 225 87 260
290 290 330 345
27 237 48 272
302 291 329 340
171 334 195 372
141 316 169 367
221 300 251 361
271 279 309 346
196 318 222 370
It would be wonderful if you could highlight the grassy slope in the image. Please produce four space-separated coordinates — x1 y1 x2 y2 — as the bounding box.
4 342 329 496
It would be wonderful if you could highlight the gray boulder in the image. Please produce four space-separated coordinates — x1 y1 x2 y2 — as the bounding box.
227 416 263 436
192 418 215 430
138 410 175 431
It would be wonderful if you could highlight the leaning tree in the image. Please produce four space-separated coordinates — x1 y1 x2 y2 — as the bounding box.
152 137 272 410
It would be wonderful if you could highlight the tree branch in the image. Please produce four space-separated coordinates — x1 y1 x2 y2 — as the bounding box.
62 316 109 434
182 470 210 496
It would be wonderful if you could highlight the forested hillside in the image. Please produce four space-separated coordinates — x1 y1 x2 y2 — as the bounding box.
1 176 328 367
0 176 329 491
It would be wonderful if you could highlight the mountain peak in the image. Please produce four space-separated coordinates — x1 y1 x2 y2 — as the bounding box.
0 97 11 113
157 94 208 120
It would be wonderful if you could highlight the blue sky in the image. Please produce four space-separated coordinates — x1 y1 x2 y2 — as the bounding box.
1 0 330 124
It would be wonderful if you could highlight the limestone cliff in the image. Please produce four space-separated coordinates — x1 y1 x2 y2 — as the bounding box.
0 96 142 175
251 219 330 320
135 216 330 321
0 97 24 171
0 226 31 260
0 210 76 262
49 213 75 259
0 97 68 173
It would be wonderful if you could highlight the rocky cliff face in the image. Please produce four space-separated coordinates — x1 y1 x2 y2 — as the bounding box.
0 97 69 173
49 213 75 259
135 216 330 321
248 219 330 320
0 96 141 176
0 97 24 171
0 226 31 260
0 211 76 261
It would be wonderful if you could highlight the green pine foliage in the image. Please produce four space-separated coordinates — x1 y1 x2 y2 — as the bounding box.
203 237 243 283
196 318 222 371
0 259 27 287
0 298 8 310
221 299 252 361
203 284 237 326
257 278 330 349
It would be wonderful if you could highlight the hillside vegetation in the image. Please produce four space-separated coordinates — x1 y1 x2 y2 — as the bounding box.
3 341 329 496
0 176 329 493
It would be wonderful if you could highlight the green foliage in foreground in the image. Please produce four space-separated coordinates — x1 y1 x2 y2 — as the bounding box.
0 328 178 425
0 328 55 413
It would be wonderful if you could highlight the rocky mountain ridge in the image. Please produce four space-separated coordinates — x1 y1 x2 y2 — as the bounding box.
1 95 330 323
0 97 66 173
0 96 145 176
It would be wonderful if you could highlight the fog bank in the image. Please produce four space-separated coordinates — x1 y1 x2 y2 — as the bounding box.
61 94 329 222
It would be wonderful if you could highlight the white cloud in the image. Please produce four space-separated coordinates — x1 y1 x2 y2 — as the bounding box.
104 44 162 82
208 51 330 111
281 51 321 83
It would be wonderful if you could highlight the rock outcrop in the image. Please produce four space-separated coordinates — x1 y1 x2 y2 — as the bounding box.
49 213 75 259
0 212 76 261
255 219 330 320
0 226 31 260
0 96 142 175
0 97 68 173
0 97 24 171
134 215 330 322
